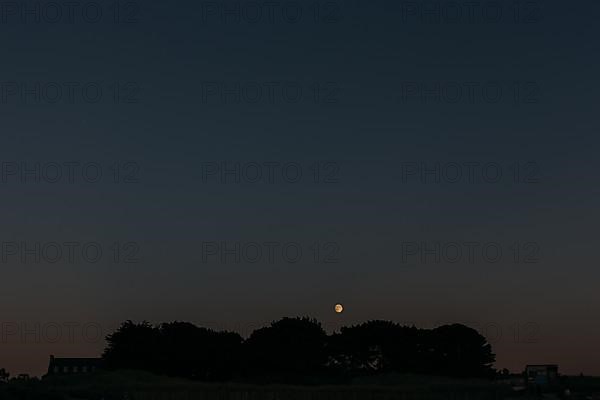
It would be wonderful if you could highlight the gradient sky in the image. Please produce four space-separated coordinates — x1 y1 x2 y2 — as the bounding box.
1 0 599 377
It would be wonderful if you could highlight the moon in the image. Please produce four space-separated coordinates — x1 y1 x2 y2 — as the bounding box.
334 303 344 313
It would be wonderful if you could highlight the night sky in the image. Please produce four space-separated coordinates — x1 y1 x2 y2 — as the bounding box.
1 0 599 377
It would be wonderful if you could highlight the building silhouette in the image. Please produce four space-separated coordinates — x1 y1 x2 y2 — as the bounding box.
46 355 103 376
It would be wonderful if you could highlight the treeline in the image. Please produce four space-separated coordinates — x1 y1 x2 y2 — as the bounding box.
102 318 495 383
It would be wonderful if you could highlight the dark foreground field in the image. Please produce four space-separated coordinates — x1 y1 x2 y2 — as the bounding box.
4 371 600 400
0 371 513 400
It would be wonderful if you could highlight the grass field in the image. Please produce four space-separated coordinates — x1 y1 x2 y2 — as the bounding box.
12 371 600 400
0 370 514 400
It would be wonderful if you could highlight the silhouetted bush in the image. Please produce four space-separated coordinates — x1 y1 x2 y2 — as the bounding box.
242 317 327 378
102 317 496 382
103 320 242 381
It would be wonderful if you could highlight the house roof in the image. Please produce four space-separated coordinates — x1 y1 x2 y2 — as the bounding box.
525 364 558 368
49 357 103 367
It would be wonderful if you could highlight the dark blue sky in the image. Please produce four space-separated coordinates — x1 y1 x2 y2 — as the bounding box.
0 0 599 376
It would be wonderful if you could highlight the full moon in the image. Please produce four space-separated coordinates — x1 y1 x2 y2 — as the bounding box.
334 303 344 313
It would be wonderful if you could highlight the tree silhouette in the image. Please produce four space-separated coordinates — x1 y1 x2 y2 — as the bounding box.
243 317 327 377
101 318 496 382
329 322 495 377
328 321 423 373
426 324 495 378
103 320 242 380
0 368 9 383
103 321 160 372
157 321 241 380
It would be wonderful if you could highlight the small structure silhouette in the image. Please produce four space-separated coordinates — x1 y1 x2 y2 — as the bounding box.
525 364 559 386
46 355 103 376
